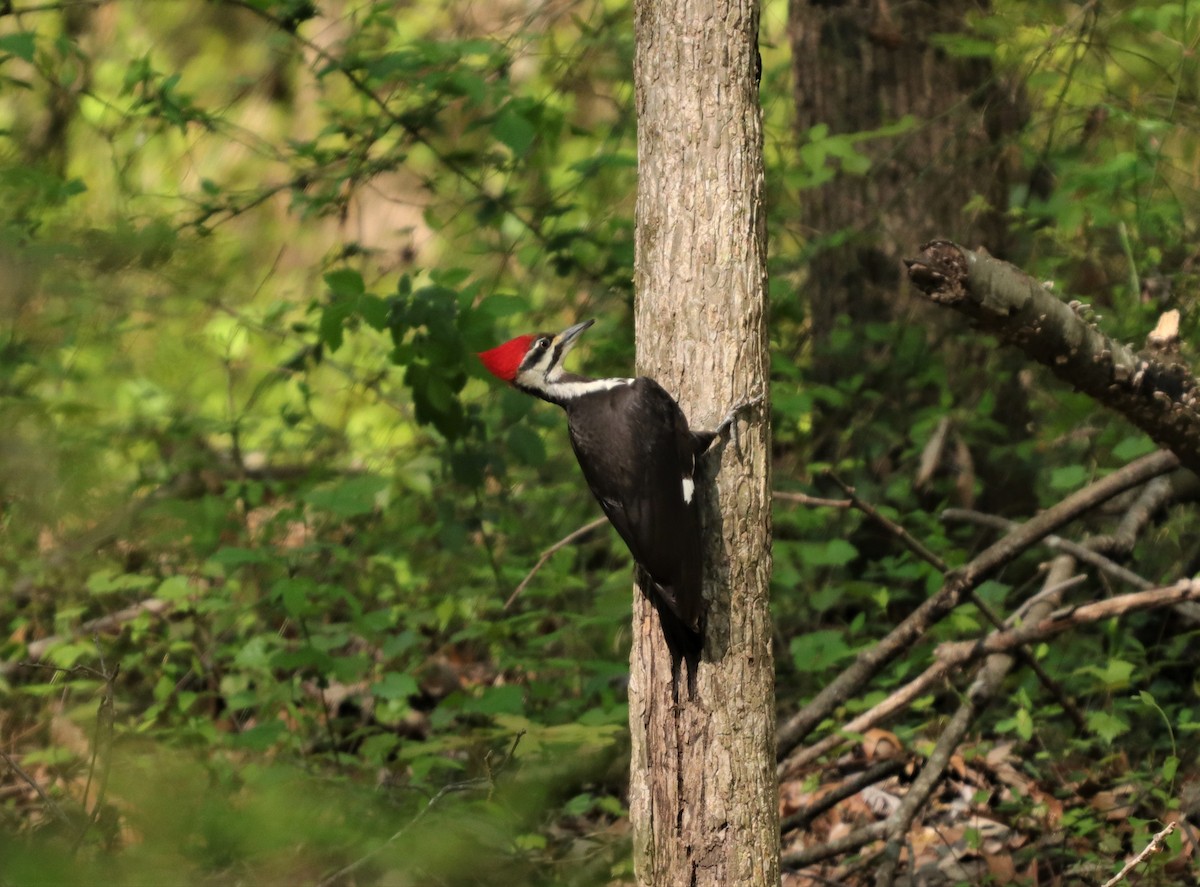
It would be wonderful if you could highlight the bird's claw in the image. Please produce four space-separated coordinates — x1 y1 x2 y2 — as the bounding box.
714 390 765 457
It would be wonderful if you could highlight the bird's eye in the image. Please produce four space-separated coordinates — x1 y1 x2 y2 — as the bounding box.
537 338 550 350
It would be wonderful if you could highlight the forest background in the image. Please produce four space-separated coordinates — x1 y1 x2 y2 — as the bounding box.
1 0 1198 884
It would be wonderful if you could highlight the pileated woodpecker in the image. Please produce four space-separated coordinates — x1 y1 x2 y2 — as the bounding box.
479 319 754 692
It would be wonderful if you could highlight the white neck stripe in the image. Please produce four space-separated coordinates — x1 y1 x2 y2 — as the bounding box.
541 378 632 400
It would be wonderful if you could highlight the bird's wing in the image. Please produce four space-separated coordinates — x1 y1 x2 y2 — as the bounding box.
566 378 704 632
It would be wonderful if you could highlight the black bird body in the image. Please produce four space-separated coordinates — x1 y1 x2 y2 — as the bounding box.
479 320 717 687
563 375 710 649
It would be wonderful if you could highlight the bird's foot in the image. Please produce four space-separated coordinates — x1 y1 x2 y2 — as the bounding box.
703 391 765 457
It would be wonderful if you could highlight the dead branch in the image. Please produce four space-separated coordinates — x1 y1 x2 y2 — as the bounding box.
1089 470 1200 554
936 579 1200 664
942 508 1153 589
781 820 889 870
0 750 76 833
872 556 1077 887
1100 820 1178 887
781 758 906 835
905 240 1200 473
775 491 853 508
2 598 173 677
825 472 946 571
776 449 1179 758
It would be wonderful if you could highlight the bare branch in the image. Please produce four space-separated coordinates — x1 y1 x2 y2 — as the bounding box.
777 449 1179 758
906 241 1200 472
0 751 76 833
775 491 852 509
3 599 173 677
826 472 946 571
780 758 905 835
942 507 1154 589
781 820 888 870
936 579 1200 663
1100 820 1177 887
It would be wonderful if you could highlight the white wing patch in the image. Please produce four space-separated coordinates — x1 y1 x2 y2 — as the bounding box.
681 477 695 504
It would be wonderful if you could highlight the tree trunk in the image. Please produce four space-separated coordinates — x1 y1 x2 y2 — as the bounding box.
630 0 777 884
790 0 1025 350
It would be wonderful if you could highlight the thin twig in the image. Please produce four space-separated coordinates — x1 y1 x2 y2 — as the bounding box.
825 472 946 572
0 750 76 833
3 598 173 676
781 758 906 834
73 648 118 854
1100 820 1178 887
775 491 853 509
504 518 609 609
942 508 1154 589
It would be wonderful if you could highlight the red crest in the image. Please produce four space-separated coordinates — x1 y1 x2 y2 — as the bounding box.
478 335 534 383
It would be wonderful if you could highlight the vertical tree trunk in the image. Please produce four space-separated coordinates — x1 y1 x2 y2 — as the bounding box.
789 0 1026 351
630 0 777 884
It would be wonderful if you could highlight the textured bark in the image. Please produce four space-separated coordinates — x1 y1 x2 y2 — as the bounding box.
630 0 777 883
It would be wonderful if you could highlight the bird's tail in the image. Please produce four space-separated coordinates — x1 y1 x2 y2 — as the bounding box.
640 571 704 701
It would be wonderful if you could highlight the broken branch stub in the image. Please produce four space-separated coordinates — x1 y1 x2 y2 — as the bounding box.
904 240 1200 473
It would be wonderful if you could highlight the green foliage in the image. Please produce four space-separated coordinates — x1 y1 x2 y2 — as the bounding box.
1 0 1198 881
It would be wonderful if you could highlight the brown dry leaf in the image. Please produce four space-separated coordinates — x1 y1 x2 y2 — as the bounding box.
1092 785 1138 821
985 851 1018 882
905 824 948 871
862 727 902 760
860 784 901 819
915 416 952 491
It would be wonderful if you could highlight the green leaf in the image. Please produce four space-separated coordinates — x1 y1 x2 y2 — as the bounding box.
493 104 536 155
465 684 525 715
1112 436 1155 461
1049 464 1089 491
359 294 390 330
209 547 273 569
371 672 419 701
271 577 316 618
0 32 37 63
324 268 365 299
1087 710 1130 744
87 569 156 596
928 33 995 59
156 576 193 602
319 299 353 352
1162 755 1180 783
1079 658 1135 691
789 629 853 673
505 424 546 466
796 539 858 567
303 475 389 519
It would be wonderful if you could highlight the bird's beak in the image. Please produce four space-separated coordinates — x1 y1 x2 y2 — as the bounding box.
555 319 594 353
